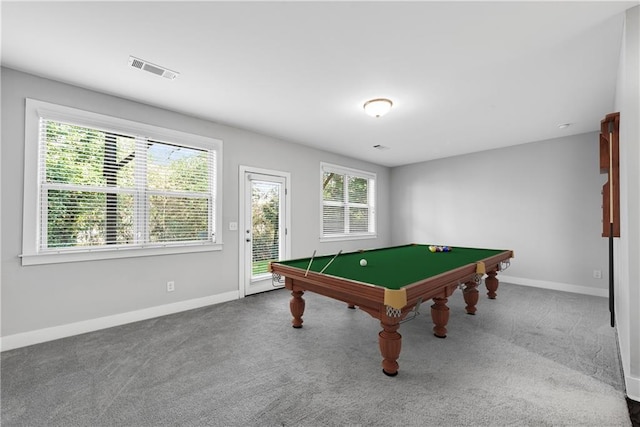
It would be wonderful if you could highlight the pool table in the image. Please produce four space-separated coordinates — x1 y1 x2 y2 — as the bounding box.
269 244 514 376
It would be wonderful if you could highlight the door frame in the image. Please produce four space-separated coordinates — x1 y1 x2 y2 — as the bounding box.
238 165 291 298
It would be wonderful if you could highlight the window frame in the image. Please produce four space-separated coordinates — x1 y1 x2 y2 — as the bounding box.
22 99 223 266
320 162 377 242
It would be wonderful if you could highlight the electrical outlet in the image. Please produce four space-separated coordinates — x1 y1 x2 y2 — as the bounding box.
593 270 602 279
167 281 175 292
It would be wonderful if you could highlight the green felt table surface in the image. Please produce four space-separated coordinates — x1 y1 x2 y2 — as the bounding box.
276 244 508 290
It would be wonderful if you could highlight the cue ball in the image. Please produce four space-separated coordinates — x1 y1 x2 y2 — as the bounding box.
360 259 367 267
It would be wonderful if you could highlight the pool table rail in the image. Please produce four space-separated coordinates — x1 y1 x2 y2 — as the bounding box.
272 263 387 311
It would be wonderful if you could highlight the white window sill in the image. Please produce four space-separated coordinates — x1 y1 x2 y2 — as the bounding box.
319 234 377 243
20 243 223 266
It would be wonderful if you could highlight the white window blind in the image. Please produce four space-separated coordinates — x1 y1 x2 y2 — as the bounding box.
22 99 223 265
321 163 376 239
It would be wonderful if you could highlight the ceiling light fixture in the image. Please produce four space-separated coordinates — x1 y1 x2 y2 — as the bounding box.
363 98 393 118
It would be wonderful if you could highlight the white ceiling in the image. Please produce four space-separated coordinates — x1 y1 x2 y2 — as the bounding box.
2 1 637 167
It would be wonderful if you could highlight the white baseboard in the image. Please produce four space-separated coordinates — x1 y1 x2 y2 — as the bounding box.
0 277 609 352
626 374 640 402
497 275 608 298
0 291 239 352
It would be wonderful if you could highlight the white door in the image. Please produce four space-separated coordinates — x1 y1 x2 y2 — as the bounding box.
239 167 290 296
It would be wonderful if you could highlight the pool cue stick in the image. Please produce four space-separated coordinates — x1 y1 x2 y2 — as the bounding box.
319 250 342 274
608 121 615 328
304 250 317 277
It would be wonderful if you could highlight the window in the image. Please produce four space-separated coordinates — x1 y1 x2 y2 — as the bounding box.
22 99 223 265
321 162 376 240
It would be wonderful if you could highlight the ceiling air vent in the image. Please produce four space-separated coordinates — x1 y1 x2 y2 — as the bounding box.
128 56 179 80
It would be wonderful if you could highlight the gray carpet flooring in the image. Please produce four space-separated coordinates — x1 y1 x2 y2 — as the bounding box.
1 283 631 426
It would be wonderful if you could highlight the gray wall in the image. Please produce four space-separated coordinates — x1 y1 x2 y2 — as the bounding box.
0 67 391 339
390 133 608 294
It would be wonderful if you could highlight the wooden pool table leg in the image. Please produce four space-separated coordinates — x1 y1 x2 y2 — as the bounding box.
485 270 499 299
379 312 402 376
463 280 479 314
431 297 450 338
289 289 305 328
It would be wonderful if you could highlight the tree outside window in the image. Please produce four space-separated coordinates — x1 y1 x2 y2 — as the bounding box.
321 164 376 239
